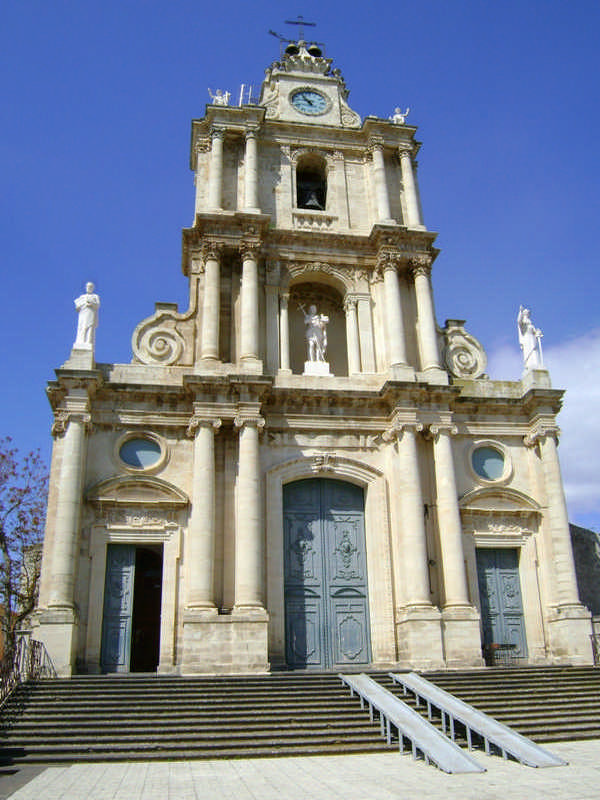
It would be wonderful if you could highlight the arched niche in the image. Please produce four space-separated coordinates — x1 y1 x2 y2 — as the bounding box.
296 152 328 211
288 281 348 376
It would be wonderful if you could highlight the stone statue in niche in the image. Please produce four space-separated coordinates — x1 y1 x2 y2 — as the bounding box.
208 88 230 106
302 304 329 361
390 107 410 124
517 306 544 370
74 282 100 350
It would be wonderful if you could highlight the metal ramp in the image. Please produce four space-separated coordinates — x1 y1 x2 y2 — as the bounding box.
390 672 567 768
339 673 484 774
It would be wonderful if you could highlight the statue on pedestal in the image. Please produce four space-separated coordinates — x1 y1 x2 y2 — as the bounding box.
301 304 329 362
74 282 100 351
390 107 410 124
517 306 543 370
208 88 230 106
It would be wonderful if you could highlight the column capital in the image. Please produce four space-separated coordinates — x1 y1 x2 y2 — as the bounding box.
398 145 416 161
51 411 92 438
376 249 403 273
410 255 433 278
382 421 424 443
234 415 265 432
367 136 385 155
240 240 261 261
201 240 225 263
343 294 358 312
186 416 222 439
524 423 560 448
210 126 225 140
244 125 259 139
426 423 458 441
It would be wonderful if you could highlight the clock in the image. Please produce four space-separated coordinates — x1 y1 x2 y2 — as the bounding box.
290 89 329 116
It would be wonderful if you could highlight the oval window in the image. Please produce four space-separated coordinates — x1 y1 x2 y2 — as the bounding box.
472 446 505 481
119 437 162 469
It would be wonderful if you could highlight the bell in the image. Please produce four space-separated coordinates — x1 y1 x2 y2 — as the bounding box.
307 44 322 57
304 190 324 210
285 43 299 56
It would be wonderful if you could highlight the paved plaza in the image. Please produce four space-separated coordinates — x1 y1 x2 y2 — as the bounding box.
2 740 600 800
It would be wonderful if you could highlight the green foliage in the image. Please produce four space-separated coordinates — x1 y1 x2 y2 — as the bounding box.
0 438 48 660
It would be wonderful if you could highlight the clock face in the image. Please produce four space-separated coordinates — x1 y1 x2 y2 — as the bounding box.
291 89 329 116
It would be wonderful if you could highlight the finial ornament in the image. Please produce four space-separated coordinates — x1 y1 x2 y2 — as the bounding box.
517 306 544 370
390 107 410 125
74 282 100 351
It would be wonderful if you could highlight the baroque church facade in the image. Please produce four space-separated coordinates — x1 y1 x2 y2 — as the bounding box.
34 38 593 676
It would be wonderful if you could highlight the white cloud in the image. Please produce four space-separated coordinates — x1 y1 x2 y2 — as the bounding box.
487 329 600 528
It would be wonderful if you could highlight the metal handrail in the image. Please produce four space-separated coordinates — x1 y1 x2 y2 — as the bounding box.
0 631 56 708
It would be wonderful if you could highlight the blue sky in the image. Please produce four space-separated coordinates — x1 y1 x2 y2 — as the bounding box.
2 0 598 528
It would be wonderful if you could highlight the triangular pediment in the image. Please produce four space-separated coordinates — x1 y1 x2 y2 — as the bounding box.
86 475 189 508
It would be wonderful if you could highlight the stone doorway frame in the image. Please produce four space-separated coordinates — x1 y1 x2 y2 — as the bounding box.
265 454 396 668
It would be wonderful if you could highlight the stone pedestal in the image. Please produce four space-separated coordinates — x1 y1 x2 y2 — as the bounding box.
441 606 484 668
34 608 78 677
180 610 269 674
303 361 331 376
395 605 444 670
546 605 593 664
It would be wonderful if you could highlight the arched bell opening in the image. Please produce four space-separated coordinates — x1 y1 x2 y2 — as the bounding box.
288 283 348 376
296 153 328 211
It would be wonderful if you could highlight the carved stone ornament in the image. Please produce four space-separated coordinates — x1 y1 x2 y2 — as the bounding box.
132 318 188 367
186 417 222 439
311 453 336 472
442 319 487 380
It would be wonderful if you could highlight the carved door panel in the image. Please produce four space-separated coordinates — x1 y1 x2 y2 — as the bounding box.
476 548 527 658
284 479 371 669
101 544 136 673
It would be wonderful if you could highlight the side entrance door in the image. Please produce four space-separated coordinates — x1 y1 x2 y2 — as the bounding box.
283 478 371 669
101 544 163 673
476 548 527 658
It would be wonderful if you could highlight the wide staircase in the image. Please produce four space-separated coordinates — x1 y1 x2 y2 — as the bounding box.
1 666 599 765
0 673 396 764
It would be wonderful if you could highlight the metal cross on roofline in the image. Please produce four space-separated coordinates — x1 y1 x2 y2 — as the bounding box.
284 15 316 40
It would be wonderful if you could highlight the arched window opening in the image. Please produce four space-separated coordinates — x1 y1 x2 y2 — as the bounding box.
296 155 327 211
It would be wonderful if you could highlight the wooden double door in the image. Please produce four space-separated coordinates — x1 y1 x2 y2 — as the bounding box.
476 548 527 658
100 544 163 673
283 478 371 669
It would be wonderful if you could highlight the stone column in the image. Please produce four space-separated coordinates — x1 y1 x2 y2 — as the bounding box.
412 258 443 372
399 147 422 229
371 142 393 223
344 296 361 374
386 422 443 668
243 128 260 213
240 243 260 365
48 410 89 609
200 245 221 362
430 424 482 666
526 427 592 662
380 255 408 367
185 416 221 610
538 431 580 605
234 416 265 610
207 128 224 211
279 292 291 372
